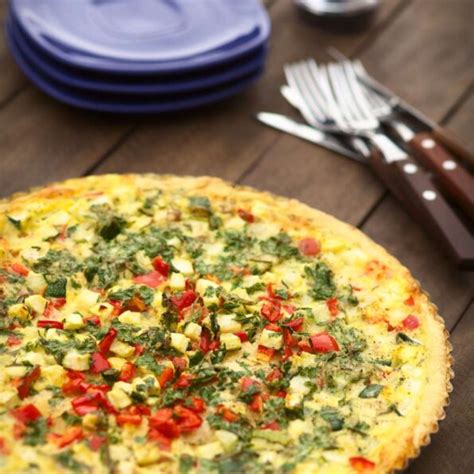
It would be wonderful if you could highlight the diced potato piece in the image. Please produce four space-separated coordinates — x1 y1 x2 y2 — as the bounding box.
7 303 30 320
0 389 19 409
118 310 142 326
75 289 100 311
133 443 162 466
169 273 186 291
107 386 132 410
217 314 242 334
259 329 283 350
196 278 220 306
220 334 241 351
41 365 66 387
82 413 99 429
91 302 115 318
25 271 47 293
64 313 85 330
170 333 190 353
24 295 47 315
110 340 135 358
171 258 193 275
21 351 46 366
215 430 239 452
6 366 29 378
62 350 90 371
184 322 202 341
196 441 224 459
108 357 127 371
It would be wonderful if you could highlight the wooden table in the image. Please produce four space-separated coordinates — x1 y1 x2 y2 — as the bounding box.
0 0 473 471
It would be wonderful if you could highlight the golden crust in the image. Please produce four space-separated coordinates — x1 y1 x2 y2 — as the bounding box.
0 173 452 473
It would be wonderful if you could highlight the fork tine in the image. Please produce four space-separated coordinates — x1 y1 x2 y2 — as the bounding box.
342 60 379 124
307 61 348 128
284 63 323 127
327 62 360 122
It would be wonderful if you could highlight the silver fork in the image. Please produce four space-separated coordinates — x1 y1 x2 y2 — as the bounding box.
307 57 474 268
331 57 474 221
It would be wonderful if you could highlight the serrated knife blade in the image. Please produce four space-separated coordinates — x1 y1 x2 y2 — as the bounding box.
256 112 364 162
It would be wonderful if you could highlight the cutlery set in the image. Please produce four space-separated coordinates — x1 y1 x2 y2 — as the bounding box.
257 54 474 269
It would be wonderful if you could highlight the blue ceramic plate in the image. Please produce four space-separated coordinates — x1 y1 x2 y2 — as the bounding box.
6 23 263 113
11 0 271 73
9 14 267 95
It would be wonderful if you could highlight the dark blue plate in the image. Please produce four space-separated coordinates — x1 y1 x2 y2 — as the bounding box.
6 22 264 113
11 0 271 74
9 14 267 95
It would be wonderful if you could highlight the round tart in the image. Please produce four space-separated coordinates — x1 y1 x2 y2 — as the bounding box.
0 175 451 473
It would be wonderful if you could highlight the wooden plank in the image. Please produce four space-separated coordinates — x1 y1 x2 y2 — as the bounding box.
93 0 403 186
443 88 474 154
405 303 474 474
359 0 474 122
0 88 132 198
0 0 26 105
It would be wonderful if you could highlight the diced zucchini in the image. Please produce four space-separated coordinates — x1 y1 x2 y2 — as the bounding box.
259 329 283 350
217 314 242 334
184 322 202 341
170 333 190 353
220 333 241 351
64 313 85 330
171 258 194 275
62 350 90 371
24 294 47 315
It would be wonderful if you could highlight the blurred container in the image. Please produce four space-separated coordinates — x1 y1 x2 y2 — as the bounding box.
295 0 381 31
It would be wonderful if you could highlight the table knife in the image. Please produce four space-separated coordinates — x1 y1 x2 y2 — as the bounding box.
256 112 364 162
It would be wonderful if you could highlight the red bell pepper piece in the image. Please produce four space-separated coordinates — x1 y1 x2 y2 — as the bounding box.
158 367 174 388
217 405 239 422
349 456 376 471
237 208 255 223
235 331 249 342
152 256 170 277
257 345 275 359
10 263 29 277
91 352 111 374
149 408 180 439
174 373 193 389
199 328 211 353
171 290 197 311
98 328 117 354
148 428 173 450
266 368 283 382
133 271 166 288
249 394 264 413
50 427 84 448
174 405 203 433
186 397 206 414
404 296 415 306
263 421 280 430
17 366 41 400
6 335 22 347
282 317 304 331
309 332 340 353
119 362 136 382
11 404 41 424
298 237 320 256
264 323 281 332
89 435 106 452
116 414 142 426
37 320 64 329
171 357 187 372
326 297 339 317
261 300 282 322
402 314 420 330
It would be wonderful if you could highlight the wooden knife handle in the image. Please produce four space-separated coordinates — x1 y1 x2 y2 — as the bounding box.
409 132 474 221
432 127 474 171
388 157 474 269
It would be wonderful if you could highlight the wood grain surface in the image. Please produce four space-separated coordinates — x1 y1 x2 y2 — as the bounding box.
0 1 472 472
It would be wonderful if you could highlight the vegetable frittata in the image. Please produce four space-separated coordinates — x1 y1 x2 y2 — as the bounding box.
0 175 451 473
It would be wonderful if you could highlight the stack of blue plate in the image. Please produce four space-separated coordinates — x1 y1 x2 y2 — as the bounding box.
6 0 270 113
